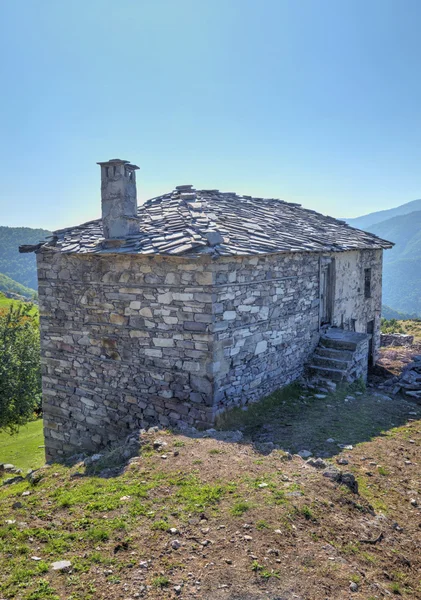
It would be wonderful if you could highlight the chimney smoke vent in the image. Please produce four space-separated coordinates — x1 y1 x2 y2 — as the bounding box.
97 158 139 239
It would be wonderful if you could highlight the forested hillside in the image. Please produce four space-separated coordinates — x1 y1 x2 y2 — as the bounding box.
0 226 51 290
0 273 37 298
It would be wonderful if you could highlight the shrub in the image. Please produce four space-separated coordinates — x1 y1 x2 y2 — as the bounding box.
0 303 41 431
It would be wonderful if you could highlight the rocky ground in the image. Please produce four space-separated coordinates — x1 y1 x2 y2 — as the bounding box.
1 377 421 600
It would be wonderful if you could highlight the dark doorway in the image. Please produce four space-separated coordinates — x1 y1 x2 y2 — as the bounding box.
367 319 375 366
320 261 334 326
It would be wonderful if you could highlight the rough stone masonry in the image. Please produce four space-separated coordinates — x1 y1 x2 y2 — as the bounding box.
21 159 393 461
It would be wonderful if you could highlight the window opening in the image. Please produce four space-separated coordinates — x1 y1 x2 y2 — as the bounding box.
364 268 371 298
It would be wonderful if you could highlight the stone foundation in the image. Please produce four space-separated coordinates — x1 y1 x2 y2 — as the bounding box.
380 333 414 347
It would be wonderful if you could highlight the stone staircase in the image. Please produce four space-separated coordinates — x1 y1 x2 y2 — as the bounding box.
308 328 370 387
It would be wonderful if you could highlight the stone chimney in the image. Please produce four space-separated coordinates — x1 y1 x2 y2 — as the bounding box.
97 159 140 239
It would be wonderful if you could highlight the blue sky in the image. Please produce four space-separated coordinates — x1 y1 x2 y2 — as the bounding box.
1 0 421 230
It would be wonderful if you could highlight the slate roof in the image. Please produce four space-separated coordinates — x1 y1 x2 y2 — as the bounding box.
20 186 393 257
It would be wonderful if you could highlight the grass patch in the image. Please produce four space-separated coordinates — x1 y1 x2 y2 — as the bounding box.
231 500 252 516
175 476 226 512
0 419 44 472
152 575 169 588
217 383 302 430
251 561 280 580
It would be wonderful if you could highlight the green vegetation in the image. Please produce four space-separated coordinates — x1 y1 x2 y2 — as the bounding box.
152 575 169 588
381 317 405 334
0 273 37 299
0 419 44 471
380 317 421 341
217 382 302 430
0 411 420 599
231 500 251 516
0 293 38 316
0 303 42 431
0 226 51 291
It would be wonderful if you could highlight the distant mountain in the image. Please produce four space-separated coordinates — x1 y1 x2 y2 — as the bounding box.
0 272 36 299
346 198 421 230
0 226 51 290
344 204 421 317
382 304 418 320
366 210 421 316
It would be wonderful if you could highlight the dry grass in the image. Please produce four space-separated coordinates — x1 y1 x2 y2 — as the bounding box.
1 392 421 599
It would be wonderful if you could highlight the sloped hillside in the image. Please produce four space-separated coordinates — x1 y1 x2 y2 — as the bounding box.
0 273 36 299
367 211 421 316
0 226 51 290
1 386 420 599
346 198 421 230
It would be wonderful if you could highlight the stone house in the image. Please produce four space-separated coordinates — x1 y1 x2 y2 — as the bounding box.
21 159 393 461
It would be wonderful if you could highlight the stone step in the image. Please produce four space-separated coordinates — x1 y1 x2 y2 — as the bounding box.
308 364 348 382
312 355 351 370
314 347 354 362
320 336 358 352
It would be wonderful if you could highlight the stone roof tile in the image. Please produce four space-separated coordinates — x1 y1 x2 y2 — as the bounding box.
21 189 394 256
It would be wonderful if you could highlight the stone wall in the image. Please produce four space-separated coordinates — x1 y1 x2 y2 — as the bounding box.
331 249 383 362
380 333 414 347
211 253 321 412
37 251 215 461
38 246 384 461
210 249 382 413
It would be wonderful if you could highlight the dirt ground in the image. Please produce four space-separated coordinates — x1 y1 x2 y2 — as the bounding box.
1 374 421 600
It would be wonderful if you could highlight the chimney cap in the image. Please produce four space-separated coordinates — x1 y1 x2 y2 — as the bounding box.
97 158 139 170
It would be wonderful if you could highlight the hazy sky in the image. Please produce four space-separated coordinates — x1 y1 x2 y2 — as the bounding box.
1 0 421 230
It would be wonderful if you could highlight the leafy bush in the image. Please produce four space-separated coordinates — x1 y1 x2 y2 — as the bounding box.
0 303 41 431
381 317 405 335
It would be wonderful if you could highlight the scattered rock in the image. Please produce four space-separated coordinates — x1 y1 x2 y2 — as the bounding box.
307 458 327 469
323 466 342 482
139 560 148 569
2 476 24 486
83 454 103 466
326 438 335 443
337 458 349 465
171 540 181 550
52 560 72 571
280 452 293 461
153 439 166 449
31 556 42 561
0 463 21 474
341 472 359 494
298 450 312 459
174 585 182 595
258 482 269 488
410 498 418 507
168 528 179 535
26 470 44 485
350 582 359 592
314 394 327 399
243 535 253 541
12 502 22 509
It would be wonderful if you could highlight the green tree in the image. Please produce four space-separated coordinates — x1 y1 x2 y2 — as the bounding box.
0 304 41 432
